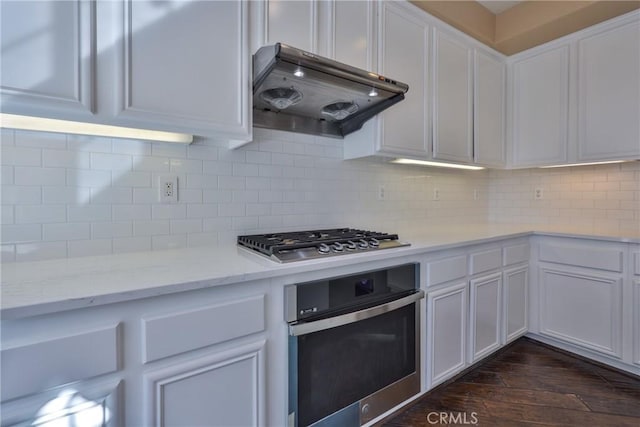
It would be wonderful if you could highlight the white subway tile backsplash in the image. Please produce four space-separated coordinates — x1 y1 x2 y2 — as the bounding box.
15 167 66 186
15 241 67 261
152 234 186 250
4 125 637 263
2 186 42 204
1 244 16 262
15 130 66 149
92 222 132 239
134 220 169 236
90 187 132 204
170 219 203 234
43 187 91 204
43 149 90 169
133 156 170 172
152 204 186 219
2 224 41 242
68 205 112 222
67 239 113 257
114 171 151 187
1 146 41 166
152 142 187 158
66 169 111 187
113 236 151 254
91 153 133 171
187 203 218 219
112 205 151 221
1 129 15 145
67 135 111 152
15 205 65 224
43 223 90 241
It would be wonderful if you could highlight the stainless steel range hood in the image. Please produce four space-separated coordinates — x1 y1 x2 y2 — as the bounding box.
253 43 409 138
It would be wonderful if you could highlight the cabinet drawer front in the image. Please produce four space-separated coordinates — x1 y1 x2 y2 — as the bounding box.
469 249 501 275
503 243 530 266
143 295 265 363
427 256 467 286
539 242 623 272
1 325 120 401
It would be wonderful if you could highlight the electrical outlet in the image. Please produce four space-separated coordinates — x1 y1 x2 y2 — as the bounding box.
433 188 440 201
473 189 480 201
534 187 543 200
377 184 385 201
159 175 178 203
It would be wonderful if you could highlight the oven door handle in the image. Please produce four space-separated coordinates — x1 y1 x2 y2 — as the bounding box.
289 290 424 336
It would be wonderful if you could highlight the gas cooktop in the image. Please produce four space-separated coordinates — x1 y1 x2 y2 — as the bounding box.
237 228 410 263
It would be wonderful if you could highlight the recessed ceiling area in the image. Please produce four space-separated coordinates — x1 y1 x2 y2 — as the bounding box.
477 1 522 15
410 0 640 55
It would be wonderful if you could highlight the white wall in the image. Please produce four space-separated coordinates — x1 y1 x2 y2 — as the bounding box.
489 163 640 233
0 128 489 262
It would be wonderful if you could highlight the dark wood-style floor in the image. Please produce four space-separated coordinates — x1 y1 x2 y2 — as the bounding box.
382 338 640 426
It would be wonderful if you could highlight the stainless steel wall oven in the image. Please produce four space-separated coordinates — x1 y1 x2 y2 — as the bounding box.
285 263 423 426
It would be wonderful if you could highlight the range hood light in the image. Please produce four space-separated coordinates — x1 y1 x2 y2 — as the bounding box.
368 88 378 97
392 158 485 170
293 68 304 78
0 114 193 143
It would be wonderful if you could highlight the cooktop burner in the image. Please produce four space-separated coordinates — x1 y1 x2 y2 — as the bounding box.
237 228 410 263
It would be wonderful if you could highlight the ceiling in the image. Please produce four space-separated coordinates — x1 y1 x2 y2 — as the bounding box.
410 1 640 55
477 1 522 15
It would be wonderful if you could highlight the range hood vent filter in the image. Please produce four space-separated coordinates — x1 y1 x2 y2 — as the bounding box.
321 101 359 121
252 43 409 138
260 87 303 110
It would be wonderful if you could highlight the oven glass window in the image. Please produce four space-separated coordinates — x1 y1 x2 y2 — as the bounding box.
296 304 416 426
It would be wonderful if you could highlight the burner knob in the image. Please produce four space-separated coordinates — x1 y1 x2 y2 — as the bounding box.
369 238 380 247
332 242 344 252
345 241 357 251
357 239 369 249
317 243 331 254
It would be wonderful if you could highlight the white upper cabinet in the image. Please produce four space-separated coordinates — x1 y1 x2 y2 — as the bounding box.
577 18 640 161
474 49 506 167
265 0 318 53
432 29 473 164
325 0 375 70
110 0 250 141
375 0 430 158
0 0 95 119
510 45 569 167
1 0 252 143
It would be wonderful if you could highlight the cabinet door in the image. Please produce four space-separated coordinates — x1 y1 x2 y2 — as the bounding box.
143 340 265 427
330 0 375 70
474 49 506 167
377 1 429 158
0 0 95 119
427 282 467 388
504 266 528 343
511 46 569 167
539 267 623 358
266 0 318 53
577 19 640 161
469 273 502 363
432 29 473 163
113 0 250 140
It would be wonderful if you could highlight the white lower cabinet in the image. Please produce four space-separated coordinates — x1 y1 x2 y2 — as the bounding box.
426 282 468 388
539 267 623 358
0 284 268 426
143 340 265 427
503 266 528 343
468 273 502 363
634 278 640 366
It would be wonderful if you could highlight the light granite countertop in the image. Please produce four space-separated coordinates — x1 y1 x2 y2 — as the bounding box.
2 224 639 319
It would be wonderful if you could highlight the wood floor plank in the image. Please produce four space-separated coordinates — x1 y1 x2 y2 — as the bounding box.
382 338 640 427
